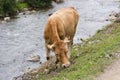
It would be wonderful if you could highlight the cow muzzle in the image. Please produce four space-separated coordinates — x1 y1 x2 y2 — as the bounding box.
62 62 70 68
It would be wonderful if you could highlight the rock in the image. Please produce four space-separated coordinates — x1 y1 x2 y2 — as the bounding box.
114 12 120 17
25 11 31 14
105 54 110 58
1 20 7 24
107 11 120 22
26 54 40 62
48 13 53 16
4 17 10 21
39 61 42 64
109 11 116 16
106 19 109 21
88 40 100 44
108 15 117 21
24 67 31 73
19 12 24 15
115 17 120 23
31 10 36 13
23 12 26 15
29 68 41 75
53 0 63 3
23 8 28 11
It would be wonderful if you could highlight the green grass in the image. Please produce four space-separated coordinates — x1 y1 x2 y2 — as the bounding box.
36 23 120 80
17 2 28 11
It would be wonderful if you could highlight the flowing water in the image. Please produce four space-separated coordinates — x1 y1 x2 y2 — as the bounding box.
0 0 119 80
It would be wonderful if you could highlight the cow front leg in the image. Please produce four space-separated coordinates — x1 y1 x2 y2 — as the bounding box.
67 40 73 58
55 58 60 69
44 45 50 74
67 42 72 58
44 61 49 74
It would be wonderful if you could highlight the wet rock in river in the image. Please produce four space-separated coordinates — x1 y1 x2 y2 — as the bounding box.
0 17 10 23
4 17 10 21
26 54 40 62
31 10 36 13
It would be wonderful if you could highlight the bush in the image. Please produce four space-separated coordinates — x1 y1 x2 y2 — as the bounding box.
0 0 17 17
0 0 53 18
24 0 52 9
0 0 3 16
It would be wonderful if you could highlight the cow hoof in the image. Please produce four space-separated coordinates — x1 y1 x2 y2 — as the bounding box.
44 69 49 74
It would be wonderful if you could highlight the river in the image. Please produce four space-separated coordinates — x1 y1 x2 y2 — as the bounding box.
0 0 119 80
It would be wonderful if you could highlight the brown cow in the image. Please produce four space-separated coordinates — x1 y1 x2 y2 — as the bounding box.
44 7 79 72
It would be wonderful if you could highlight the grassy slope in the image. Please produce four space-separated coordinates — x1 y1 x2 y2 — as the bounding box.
36 23 120 80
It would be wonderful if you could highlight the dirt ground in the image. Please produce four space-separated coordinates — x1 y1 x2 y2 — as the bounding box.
97 53 120 80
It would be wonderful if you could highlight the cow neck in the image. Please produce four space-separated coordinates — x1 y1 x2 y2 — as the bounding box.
50 21 60 43
52 32 60 43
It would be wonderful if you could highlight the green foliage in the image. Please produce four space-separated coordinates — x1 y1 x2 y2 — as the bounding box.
0 0 3 16
16 2 28 11
0 0 17 17
24 0 52 9
0 0 53 17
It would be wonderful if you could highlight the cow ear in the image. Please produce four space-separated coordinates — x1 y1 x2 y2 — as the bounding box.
64 37 70 43
47 44 55 50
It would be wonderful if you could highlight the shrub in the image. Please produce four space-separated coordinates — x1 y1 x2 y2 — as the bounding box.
0 0 17 17
24 0 52 9
0 0 3 16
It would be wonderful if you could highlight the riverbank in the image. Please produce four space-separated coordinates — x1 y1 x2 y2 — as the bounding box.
0 0 63 22
15 22 120 80
33 22 120 80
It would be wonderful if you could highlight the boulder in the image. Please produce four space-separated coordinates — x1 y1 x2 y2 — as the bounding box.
26 54 40 62
4 17 10 21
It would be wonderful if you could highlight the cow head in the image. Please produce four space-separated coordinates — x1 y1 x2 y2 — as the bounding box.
47 39 70 68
